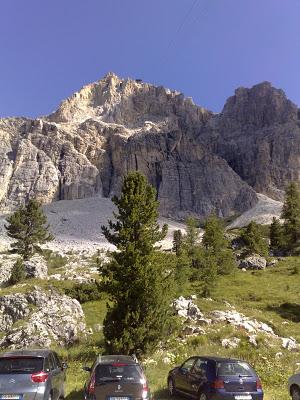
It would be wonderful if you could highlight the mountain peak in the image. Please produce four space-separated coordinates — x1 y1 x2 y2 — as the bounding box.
222 81 298 127
46 73 203 127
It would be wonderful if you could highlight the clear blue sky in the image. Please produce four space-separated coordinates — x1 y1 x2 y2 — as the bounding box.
0 0 299 118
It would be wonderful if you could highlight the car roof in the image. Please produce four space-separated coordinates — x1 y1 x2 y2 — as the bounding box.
96 355 138 364
0 349 53 358
188 356 244 363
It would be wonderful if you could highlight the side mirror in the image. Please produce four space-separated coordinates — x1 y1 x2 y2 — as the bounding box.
83 366 92 372
62 362 68 370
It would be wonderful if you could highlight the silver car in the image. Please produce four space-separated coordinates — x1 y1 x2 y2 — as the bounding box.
289 372 300 400
0 349 67 400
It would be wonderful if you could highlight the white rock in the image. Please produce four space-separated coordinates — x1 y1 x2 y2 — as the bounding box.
248 335 258 347
282 337 299 351
221 337 241 349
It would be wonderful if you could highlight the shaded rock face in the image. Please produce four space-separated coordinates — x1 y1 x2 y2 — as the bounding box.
3 74 298 218
200 82 300 200
0 287 86 349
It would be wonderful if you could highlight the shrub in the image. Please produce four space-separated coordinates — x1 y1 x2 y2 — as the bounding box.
65 283 103 303
9 259 25 285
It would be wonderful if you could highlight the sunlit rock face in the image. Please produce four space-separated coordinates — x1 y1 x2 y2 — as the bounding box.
11 74 300 218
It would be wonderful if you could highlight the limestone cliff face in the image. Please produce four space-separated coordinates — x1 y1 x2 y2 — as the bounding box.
200 82 300 200
0 73 273 218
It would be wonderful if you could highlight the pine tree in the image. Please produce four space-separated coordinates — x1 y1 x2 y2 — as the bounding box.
172 230 183 256
281 182 300 254
183 217 200 260
241 221 268 256
202 214 228 252
269 217 284 254
101 172 173 355
193 248 218 298
202 214 236 275
5 199 54 260
9 258 25 285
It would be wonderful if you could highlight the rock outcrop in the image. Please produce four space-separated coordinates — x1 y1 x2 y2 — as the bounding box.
1 75 300 217
24 255 48 279
0 73 258 218
200 82 300 200
0 287 86 349
172 296 299 351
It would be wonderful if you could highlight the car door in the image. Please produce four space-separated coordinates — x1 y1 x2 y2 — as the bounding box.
53 353 64 397
49 353 61 400
187 358 209 396
174 357 197 393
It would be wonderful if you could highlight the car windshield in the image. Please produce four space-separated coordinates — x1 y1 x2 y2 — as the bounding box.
0 357 44 374
217 362 254 377
95 364 143 383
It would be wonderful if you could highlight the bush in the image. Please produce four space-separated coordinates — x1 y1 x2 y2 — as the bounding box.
65 283 103 303
43 250 68 269
9 259 25 285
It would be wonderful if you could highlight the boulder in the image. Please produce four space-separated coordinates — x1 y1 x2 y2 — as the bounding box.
24 256 48 279
0 287 86 349
267 259 279 267
181 325 205 337
248 335 258 347
239 256 267 270
282 337 299 351
173 296 203 320
221 337 241 349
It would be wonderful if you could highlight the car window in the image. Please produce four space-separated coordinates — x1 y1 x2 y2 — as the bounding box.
181 358 196 372
48 354 55 371
44 357 50 372
0 357 43 374
217 362 254 377
95 364 143 383
192 359 208 378
53 353 62 368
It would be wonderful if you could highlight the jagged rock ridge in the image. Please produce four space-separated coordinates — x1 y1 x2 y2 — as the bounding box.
1 74 297 218
200 82 300 200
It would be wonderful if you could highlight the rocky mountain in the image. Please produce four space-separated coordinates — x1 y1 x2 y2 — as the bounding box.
199 82 300 200
0 74 298 218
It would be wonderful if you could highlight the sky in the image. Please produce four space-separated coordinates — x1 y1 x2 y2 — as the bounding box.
0 0 299 118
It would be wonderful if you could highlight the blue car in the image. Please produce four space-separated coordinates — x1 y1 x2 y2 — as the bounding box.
167 356 263 400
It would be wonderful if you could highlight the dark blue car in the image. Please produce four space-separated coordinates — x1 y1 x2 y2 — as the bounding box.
167 356 263 400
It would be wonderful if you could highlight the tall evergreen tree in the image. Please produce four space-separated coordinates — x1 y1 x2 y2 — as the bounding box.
172 229 183 256
203 214 236 275
269 217 284 254
5 199 54 260
241 221 268 256
183 217 200 260
202 214 228 251
281 182 300 254
101 172 173 355
193 248 218 298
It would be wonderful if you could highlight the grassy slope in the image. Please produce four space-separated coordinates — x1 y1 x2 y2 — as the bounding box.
60 257 300 400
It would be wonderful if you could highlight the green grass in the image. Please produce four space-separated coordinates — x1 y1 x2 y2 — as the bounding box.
1 257 299 400
62 257 300 400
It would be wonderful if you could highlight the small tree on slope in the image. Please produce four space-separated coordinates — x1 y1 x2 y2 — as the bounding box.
269 217 284 255
5 199 54 261
101 172 174 355
241 221 268 257
281 182 300 254
202 214 236 275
